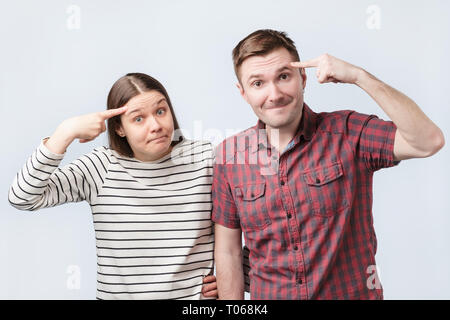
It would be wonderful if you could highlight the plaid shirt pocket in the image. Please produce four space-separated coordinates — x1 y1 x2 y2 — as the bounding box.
303 161 350 217
234 182 271 231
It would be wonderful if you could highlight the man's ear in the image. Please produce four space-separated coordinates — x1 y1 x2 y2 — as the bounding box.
300 68 307 91
236 82 249 104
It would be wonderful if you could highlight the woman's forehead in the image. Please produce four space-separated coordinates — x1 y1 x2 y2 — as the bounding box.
125 91 167 113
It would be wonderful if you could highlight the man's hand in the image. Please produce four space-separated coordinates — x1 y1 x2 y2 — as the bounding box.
291 53 363 84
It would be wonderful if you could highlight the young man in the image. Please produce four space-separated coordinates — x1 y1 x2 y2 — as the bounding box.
212 29 445 300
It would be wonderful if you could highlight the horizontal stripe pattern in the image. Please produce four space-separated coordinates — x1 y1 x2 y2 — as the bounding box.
9 138 215 300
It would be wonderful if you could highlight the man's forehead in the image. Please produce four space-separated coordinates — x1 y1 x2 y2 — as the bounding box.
241 49 295 80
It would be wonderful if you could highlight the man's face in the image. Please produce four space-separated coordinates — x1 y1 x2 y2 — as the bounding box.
237 48 307 131
117 90 175 162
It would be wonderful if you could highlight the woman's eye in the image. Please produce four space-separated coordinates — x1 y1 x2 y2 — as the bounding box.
156 108 166 116
134 116 143 123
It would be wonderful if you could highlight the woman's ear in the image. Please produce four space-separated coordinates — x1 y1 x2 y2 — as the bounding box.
115 124 125 137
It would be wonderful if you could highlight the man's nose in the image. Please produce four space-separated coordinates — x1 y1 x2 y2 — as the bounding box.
268 83 284 103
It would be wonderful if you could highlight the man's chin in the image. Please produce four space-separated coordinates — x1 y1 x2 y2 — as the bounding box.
260 105 303 130
260 117 291 129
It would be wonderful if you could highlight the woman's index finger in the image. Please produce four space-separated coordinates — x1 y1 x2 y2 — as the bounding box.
100 106 128 119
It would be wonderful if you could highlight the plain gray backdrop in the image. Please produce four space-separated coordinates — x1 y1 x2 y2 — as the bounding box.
1 0 449 299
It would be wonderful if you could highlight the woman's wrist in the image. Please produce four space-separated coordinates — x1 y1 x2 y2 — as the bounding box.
45 122 75 154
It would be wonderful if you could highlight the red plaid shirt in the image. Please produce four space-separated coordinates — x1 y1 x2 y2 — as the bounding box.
212 103 399 300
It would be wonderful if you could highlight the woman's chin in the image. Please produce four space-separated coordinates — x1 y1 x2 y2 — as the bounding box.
133 142 172 162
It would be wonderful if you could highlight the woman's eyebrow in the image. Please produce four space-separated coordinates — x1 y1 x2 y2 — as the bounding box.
127 98 166 116
153 98 167 107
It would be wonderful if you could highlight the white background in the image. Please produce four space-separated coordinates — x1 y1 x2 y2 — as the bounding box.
1 0 449 299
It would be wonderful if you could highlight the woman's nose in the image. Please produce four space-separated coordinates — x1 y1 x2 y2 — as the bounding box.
148 116 162 133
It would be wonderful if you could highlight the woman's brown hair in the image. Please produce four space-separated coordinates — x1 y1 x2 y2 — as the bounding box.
106 73 181 157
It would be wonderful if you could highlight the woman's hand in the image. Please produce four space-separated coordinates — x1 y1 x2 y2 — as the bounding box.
201 275 218 299
45 106 128 154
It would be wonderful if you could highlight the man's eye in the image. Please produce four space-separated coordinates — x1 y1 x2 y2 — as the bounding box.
280 73 289 80
253 80 262 87
156 108 166 116
134 116 143 123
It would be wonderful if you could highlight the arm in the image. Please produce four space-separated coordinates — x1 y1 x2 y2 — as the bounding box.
214 224 244 300
243 245 251 292
354 70 445 161
291 54 445 161
45 105 128 154
9 139 89 210
8 106 128 210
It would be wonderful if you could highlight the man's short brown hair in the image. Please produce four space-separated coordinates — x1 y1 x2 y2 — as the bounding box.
232 29 300 82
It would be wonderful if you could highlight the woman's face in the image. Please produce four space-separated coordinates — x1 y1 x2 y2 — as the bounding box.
116 90 175 162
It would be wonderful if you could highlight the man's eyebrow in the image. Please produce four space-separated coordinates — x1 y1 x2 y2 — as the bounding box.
246 66 293 83
277 66 293 73
127 98 166 115
246 73 263 84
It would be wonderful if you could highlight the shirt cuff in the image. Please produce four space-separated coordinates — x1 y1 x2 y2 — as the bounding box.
212 215 241 229
39 137 66 160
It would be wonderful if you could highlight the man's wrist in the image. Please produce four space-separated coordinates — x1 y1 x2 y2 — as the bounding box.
353 67 368 86
353 68 383 92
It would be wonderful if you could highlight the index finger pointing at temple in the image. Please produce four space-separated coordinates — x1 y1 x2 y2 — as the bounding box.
100 106 128 119
290 57 321 69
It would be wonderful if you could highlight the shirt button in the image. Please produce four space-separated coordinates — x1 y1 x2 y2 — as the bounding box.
288 213 292 219
281 180 285 186
294 246 298 251
315 178 321 184
298 279 303 284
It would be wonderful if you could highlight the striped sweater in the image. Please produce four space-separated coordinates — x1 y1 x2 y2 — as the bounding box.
9 138 215 300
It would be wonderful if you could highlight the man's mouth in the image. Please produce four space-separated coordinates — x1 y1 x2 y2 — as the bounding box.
264 103 290 110
266 105 286 109
263 99 292 110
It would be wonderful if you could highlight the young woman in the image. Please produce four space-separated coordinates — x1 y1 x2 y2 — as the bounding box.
8 73 217 300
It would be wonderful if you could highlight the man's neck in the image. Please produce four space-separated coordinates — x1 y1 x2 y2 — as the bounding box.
266 114 302 153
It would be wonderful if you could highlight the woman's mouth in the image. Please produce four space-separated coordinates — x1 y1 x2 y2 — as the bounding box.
149 135 168 143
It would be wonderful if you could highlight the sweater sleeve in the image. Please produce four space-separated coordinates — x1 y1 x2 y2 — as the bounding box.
8 139 110 211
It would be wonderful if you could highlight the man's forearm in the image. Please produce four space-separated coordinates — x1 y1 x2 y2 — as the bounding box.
215 252 244 299
354 69 444 155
